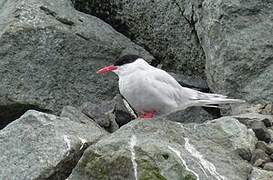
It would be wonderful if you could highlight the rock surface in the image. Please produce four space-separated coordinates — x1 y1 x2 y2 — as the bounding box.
80 100 119 132
232 113 273 129
72 0 206 78
194 0 273 104
256 141 273 155
251 149 271 167
168 72 209 92
0 0 153 118
69 116 255 180
232 113 273 143
249 167 273 180
61 105 102 127
163 106 217 124
229 103 273 116
263 162 273 171
80 94 135 132
0 110 107 179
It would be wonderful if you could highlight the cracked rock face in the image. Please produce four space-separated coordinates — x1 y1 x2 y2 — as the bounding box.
0 0 153 115
193 0 273 103
68 117 255 180
72 0 206 78
0 110 107 179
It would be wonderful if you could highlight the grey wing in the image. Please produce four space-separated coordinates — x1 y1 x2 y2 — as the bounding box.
147 68 242 110
147 69 189 106
149 68 201 106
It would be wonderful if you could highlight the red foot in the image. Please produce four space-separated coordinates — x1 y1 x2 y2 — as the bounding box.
139 111 156 119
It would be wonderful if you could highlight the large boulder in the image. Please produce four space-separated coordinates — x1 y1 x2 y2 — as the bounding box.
72 0 206 78
0 0 153 119
193 0 273 103
69 116 256 180
0 110 108 179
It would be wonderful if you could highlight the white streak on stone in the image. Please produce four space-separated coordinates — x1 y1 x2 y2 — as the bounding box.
78 137 87 150
184 138 226 180
63 135 71 150
129 135 138 180
168 146 200 180
123 99 137 118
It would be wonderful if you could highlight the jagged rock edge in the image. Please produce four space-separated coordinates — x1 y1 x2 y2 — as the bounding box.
0 103 52 130
37 136 102 179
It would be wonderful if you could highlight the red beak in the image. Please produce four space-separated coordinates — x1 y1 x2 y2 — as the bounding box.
96 65 118 74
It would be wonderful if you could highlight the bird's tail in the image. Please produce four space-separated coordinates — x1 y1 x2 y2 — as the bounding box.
175 89 245 111
189 92 245 108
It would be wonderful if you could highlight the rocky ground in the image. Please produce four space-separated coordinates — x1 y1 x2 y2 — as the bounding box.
0 0 273 179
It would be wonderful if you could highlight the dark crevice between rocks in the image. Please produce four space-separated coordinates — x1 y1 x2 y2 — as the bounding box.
71 0 131 37
202 106 221 119
0 103 52 130
36 139 99 180
150 53 163 67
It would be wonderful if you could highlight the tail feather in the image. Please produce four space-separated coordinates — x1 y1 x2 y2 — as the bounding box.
192 93 245 106
175 88 245 111
191 92 245 107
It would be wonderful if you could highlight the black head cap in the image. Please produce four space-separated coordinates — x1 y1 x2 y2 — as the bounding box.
114 54 142 66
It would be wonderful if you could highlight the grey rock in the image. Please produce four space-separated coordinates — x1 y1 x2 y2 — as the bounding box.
69 116 255 180
267 128 273 144
229 103 273 116
233 113 273 129
163 106 217 124
232 113 273 143
251 121 271 143
263 162 273 171
194 0 273 104
249 167 273 180
256 141 273 155
80 101 115 131
0 110 107 180
268 143 273 155
0 0 153 116
112 94 136 127
61 106 102 128
72 0 206 78
168 72 209 92
80 94 135 132
263 118 272 128
251 149 271 167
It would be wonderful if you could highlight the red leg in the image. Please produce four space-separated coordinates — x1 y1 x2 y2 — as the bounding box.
139 111 156 119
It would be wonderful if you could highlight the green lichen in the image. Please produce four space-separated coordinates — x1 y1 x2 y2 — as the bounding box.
79 150 133 179
184 174 197 180
79 151 108 180
138 159 166 180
